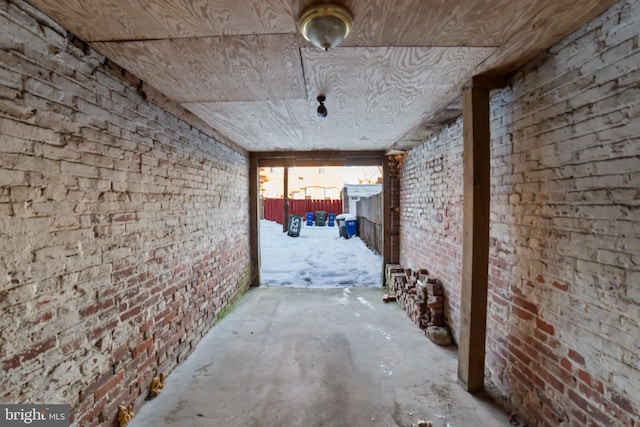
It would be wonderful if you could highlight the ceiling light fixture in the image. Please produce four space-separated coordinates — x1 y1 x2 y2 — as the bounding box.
317 95 327 118
298 3 353 51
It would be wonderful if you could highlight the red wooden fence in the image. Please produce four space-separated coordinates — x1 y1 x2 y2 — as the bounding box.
263 198 342 224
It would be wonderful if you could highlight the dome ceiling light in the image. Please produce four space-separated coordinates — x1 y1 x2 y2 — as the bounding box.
298 3 353 51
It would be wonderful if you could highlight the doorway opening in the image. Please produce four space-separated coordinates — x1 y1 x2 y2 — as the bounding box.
259 165 383 287
249 152 388 288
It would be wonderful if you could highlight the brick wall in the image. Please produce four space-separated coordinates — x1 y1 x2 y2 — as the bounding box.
400 0 639 425
399 123 464 338
0 1 250 425
486 1 639 424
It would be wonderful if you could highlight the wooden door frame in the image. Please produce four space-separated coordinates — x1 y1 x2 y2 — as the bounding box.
249 151 386 287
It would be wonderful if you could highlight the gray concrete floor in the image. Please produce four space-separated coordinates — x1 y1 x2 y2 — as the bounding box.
129 286 511 427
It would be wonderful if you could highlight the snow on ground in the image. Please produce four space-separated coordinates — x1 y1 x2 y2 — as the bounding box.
259 219 382 288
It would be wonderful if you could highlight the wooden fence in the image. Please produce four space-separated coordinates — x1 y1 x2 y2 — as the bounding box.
356 192 383 254
263 198 343 224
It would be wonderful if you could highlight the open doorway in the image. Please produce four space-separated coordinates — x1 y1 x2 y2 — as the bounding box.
253 160 385 288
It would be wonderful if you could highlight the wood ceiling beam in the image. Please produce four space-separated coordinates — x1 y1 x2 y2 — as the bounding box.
254 151 385 168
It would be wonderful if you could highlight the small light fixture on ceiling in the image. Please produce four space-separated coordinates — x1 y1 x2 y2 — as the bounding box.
317 95 327 118
298 3 353 51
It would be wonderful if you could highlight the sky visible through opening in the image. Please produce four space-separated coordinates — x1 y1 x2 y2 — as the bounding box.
260 165 382 199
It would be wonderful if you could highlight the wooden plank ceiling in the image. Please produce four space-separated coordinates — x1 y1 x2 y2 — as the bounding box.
27 0 617 152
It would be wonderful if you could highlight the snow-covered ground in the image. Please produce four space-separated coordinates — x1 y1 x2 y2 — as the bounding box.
259 219 382 288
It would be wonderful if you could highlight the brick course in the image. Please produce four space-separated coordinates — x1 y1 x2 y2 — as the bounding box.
0 1 250 425
401 1 639 425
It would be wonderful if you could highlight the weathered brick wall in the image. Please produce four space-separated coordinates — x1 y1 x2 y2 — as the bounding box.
399 123 464 339
400 0 639 425
0 1 250 425
486 1 639 425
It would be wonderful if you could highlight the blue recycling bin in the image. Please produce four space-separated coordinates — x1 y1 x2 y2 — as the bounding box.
345 218 358 238
305 212 314 226
327 213 335 227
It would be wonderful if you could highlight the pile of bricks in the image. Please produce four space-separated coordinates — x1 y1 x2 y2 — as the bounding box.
384 264 447 330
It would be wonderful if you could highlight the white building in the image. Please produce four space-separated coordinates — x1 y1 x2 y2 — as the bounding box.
342 184 382 216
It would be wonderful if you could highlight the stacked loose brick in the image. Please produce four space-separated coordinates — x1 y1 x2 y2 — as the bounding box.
389 268 427 328
400 1 639 425
385 265 448 332
424 279 445 327
0 1 250 425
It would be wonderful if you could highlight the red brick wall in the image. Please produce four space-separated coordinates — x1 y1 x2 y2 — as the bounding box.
401 1 639 425
399 123 464 338
0 1 250 425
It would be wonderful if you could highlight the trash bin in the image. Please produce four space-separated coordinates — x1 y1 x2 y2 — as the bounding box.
315 210 327 226
305 212 314 226
287 214 303 237
345 216 358 238
336 213 349 239
327 213 335 227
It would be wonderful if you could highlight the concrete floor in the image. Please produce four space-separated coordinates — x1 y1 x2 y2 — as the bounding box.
129 287 511 427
